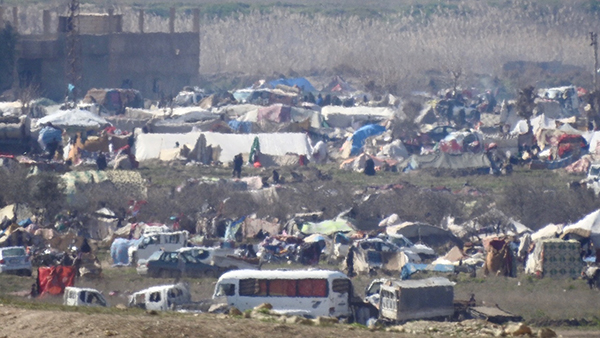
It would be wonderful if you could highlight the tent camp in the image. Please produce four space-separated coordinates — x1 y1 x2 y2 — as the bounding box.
37 109 110 130
135 132 313 163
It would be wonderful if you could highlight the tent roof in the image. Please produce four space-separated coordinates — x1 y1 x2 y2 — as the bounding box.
562 210 600 245
38 109 109 129
300 220 354 235
135 132 313 162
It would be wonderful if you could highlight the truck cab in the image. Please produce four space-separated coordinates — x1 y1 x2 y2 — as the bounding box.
128 230 188 265
64 287 109 307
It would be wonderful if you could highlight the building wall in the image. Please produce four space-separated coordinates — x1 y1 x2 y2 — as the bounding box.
19 32 200 102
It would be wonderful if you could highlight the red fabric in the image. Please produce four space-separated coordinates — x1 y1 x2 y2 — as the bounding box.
37 266 76 295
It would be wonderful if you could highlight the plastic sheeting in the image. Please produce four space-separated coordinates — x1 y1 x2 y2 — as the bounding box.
110 238 137 266
135 132 313 163
350 124 386 156
38 109 109 129
268 78 316 92
300 220 354 235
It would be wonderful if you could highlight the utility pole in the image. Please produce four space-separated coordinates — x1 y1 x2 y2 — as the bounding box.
591 32 598 91
66 0 81 103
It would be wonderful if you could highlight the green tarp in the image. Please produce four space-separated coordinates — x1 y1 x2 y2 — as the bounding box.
300 220 354 235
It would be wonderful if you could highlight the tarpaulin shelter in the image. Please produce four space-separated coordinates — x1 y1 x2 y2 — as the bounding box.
321 106 396 129
482 238 515 277
38 109 110 131
525 239 583 278
242 218 280 238
268 78 316 92
386 222 461 248
561 209 600 246
37 266 76 295
404 152 493 172
348 124 386 156
135 132 313 163
300 220 355 235
110 238 138 266
83 88 143 114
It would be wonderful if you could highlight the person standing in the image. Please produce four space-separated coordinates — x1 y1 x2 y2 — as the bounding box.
232 153 243 178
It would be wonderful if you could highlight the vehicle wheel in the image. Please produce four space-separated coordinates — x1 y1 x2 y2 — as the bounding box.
159 269 170 278
205 269 217 278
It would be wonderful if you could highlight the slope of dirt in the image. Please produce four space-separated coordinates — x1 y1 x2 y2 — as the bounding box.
0 305 423 338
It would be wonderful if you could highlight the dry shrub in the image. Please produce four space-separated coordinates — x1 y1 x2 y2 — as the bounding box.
497 176 598 230
11 2 600 92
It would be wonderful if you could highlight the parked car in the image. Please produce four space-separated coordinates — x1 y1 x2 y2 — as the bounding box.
0 246 32 276
128 230 188 265
137 250 221 278
64 287 108 307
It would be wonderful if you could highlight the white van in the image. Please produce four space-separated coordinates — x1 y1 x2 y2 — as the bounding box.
213 269 353 318
64 287 109 307
128 283 192 311
128 231 188 265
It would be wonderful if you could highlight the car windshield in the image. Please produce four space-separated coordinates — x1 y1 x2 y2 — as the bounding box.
2 248 25 257
148 251 163 261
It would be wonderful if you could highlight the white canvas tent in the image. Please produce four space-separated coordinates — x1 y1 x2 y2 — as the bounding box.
321 106 398 128
561 209 600 246
37 109 109 129
135 132 313 163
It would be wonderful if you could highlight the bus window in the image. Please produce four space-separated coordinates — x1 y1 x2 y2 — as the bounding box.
269 279 297 297
239 279 267 296
332 278 351 294
298 279 327 297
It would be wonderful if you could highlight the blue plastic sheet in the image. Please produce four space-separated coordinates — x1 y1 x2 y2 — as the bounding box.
350 124 386 155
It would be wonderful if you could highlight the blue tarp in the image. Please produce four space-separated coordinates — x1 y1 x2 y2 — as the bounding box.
39 126 62 149
269 78 316 92
400 263 455 280
350 124 386 155
110 238 138 266
224 216 246 241
228 120 253 133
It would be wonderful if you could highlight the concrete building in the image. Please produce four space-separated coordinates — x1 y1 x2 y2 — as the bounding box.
8 8 200 102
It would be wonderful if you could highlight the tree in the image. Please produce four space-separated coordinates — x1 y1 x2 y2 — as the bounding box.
0 23 18 92
30 173 66 222
516 85 536 131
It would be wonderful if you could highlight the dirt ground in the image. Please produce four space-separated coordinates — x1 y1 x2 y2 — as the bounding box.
0 305 598 338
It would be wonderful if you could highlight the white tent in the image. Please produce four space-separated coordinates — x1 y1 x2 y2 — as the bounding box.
321 106 398 128
561 209 600 246
37 109 109 129
135 132 313 163
510 114 555 135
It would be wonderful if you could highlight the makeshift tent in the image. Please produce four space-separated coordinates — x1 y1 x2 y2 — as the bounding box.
258 105 292 123
405 152 493 171
87 208 119 241
321 106 397 128
242 218 280 238
135 132 313 163
386 222 460 248
38 109 109 130
348 124 386 156
111 238 137 266
482 238 515 277
561 209 600 246
300 220 355 235
37 266 76 295
268 78 316 92
525 239 583 278
345 246 414 275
